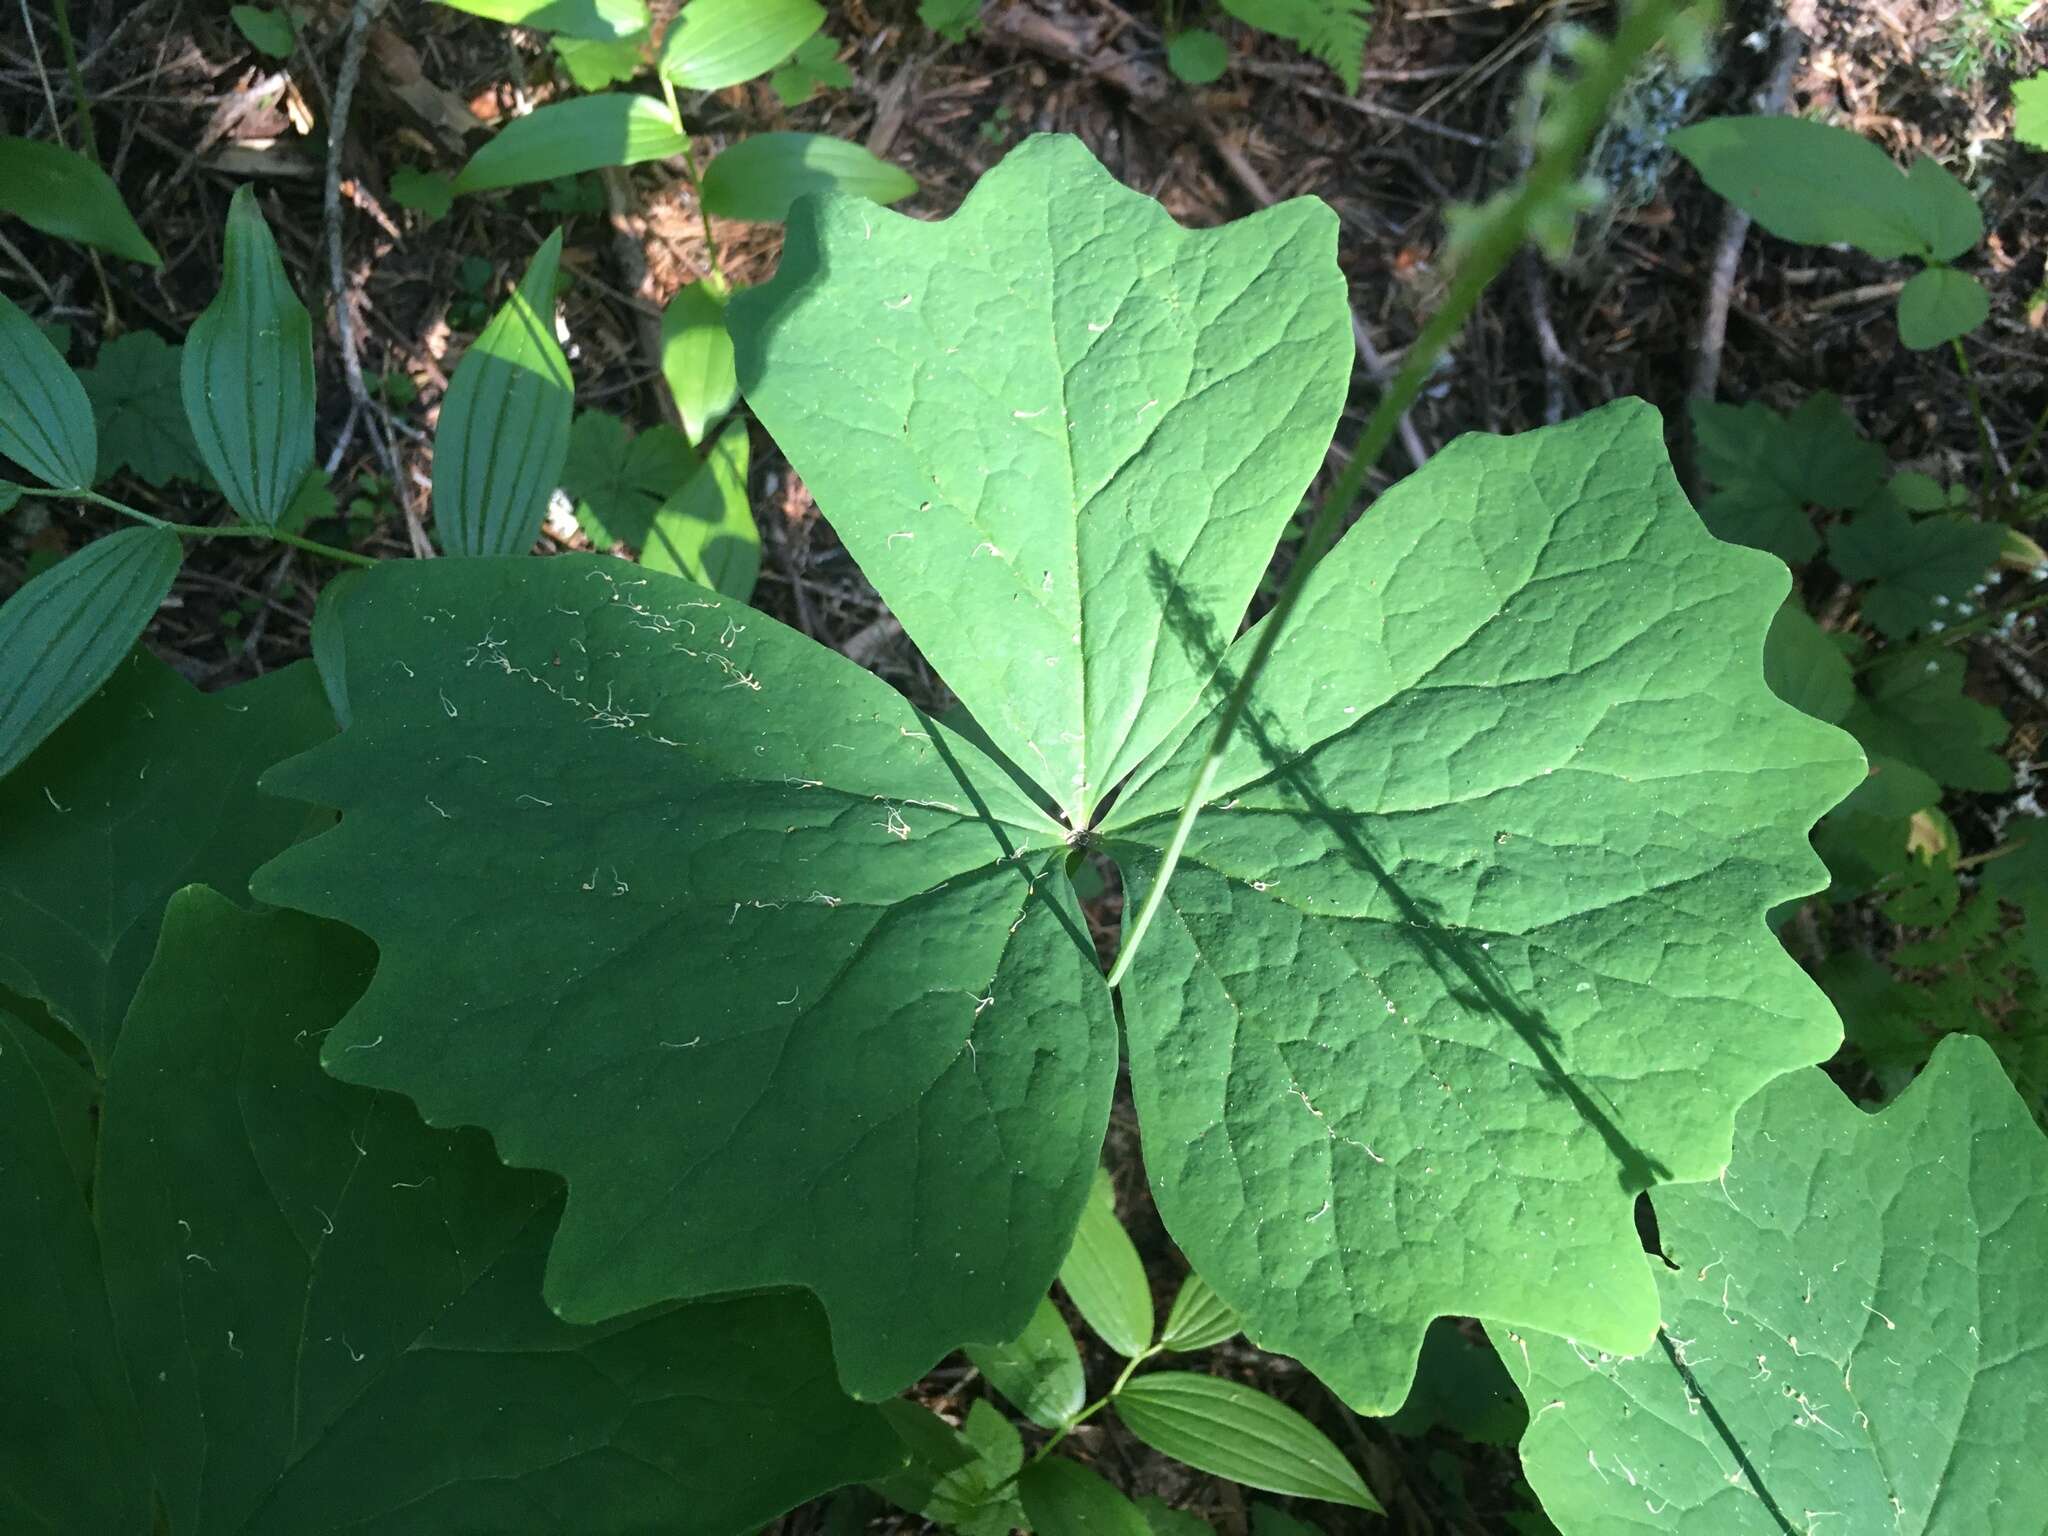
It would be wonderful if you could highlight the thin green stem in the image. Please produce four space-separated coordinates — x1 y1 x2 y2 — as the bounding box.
988 1345 1162 1495
28 486 380 568
1999 394 2048 510
50 0 97 164
1105 0 1697 989
1951 337 1998 510
661 76 724 280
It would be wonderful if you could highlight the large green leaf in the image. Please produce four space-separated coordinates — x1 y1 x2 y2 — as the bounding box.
656 0 823 91
0 135 161 264
730 133 1351 824
0 887 898 1534
0 651 329 1070
253 553 1116 1399
700 132 917 224
180 187 315 529
1099 402 1863 1411
0 289 97 491
452 94 687 194
1671 116 1980 262
1496 1036 2048 1535
0 528 182 782
433 231 575 555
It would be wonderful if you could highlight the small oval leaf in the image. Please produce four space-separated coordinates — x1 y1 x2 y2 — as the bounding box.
659 279 738 446
1167 29 1229 85
963 1294 1085 1430
180 187 315 528
1111 1373 1380 1511
699 132 916 224
1897 266 1990 350
641 421 756 597
0 527 182 779
433 231 575 557
1159 1272 1238 1353
0 136 161 265
453 94 686 194
1017 1458 1151 1536
0 292 97 491
1060 1167 1155 1357
657 0 823 91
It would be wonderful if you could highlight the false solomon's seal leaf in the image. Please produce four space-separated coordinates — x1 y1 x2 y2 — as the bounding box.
1495 1036 2048 1535
0 889 897 1533
729 132 1351 825
1099 402 1865 1411
0 526 182 783
0 651 330 1070
254 555 1116 1398
0 289 97 491
434 231 575 555
180 187 316 529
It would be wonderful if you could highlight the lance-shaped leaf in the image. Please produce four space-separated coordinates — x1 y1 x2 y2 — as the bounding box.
656 0 823 91
0 135 161 265
700 132 918 224
253 554 1117 1399
180 187 315 529
0 651 330 1070
964 1295 1086 1429
0 290 97 491
661 278 738 446
1060 1166 1155 1357
452 94 686 194
0 527 182 782
1113 1372 1379 1510
730 133 1351 824
1495 1036 2048 1535
0 887 899 1534
433 231 575 556
1099 402 1864 1412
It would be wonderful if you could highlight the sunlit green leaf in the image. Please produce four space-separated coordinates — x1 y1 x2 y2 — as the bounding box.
433 230 574 555
453 94 686 193
640 420 758 598
1113 1372 1380 1510
661 277 738 445
181 187 315 528
700 131 917 223
432 0 647 41
1498 1038 2048 1535
656 0 823 91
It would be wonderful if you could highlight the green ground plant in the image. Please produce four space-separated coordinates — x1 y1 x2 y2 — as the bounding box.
4 2 2047 1532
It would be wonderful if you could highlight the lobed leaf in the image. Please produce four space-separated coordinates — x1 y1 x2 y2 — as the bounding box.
0 888 897 1534
1497 1037 2048 1535
0 289 97 491
78 332 210 487
729 133 1350 824
656 0 823 91
253 553 1117 1399
180 187 316 528
1100 402 1864 1411
1826 504 2002 640
452 93 686 193
433 231 575 555
0 135 161 265
0 528 182 783
700 132 917 223
0 651 330 1070
1113 1372 1380 1510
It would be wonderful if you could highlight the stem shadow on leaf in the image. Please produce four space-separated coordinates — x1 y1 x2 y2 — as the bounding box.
1131 550 1671 1199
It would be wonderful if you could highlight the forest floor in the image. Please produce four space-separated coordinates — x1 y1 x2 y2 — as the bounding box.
2 0 2044 1531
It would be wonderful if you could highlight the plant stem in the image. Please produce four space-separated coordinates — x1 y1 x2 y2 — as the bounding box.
25 487 379 569
662 78 724 281
50 0 97 163
990 1345 1162 1494
1951 337 1999 510
1105 0 1697 989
